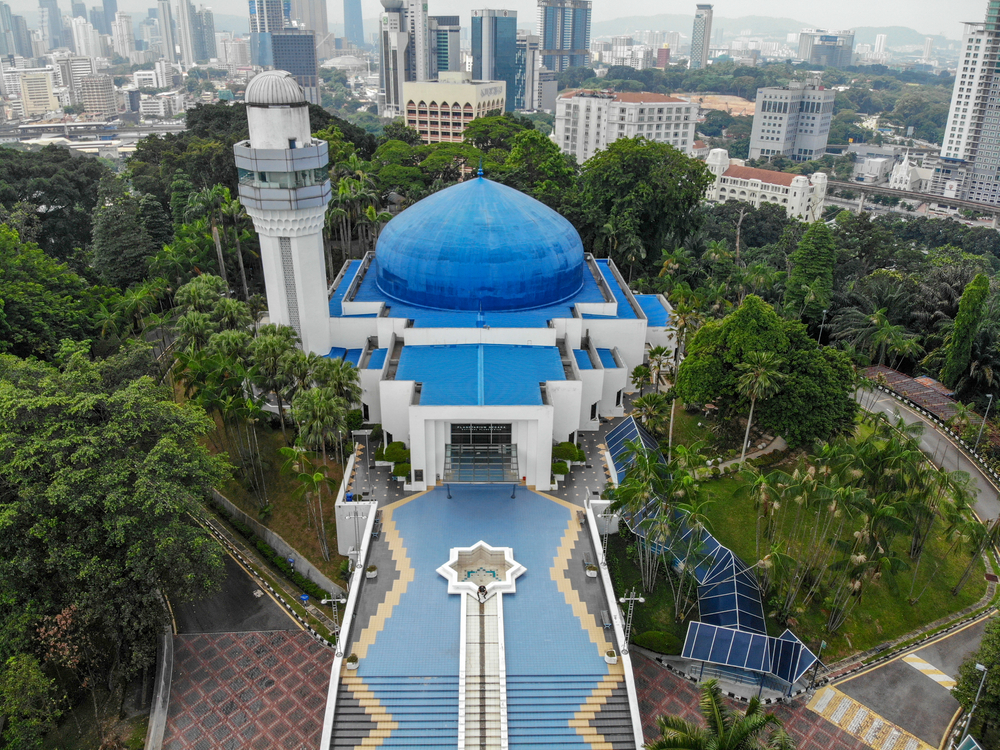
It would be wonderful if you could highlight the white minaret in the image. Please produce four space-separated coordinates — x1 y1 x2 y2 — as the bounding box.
234 70 332 355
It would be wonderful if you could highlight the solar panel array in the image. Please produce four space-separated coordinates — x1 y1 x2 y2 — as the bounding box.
682 622 817 685
605 416 662 478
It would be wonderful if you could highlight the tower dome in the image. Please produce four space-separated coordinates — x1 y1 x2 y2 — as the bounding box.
245 70 305 106
374 177 585 311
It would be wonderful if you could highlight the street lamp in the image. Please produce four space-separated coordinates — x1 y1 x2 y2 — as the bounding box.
974 393 994 453
619 589 645 654
960 663 989 746
817 309 828 345
322 596 348 655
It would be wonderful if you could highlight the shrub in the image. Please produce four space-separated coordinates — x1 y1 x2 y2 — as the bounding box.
383 441 409 463
392 462 410 479
374 447 386 461
369 423 383 440
552 461 570 476
552 442 578 462
576 446 586 462
345 409 363 432
635 630 682 655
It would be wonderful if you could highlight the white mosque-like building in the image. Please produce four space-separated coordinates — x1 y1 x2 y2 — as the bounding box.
237 70 676 494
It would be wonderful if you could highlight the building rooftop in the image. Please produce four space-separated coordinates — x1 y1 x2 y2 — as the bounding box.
244 69 305 106
394 344 565 405
558 88 687 104
722 165 799 186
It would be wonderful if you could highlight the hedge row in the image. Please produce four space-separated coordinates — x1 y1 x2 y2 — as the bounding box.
552 461 569 476
553 441 586 463
215 507 329 601
634 630 682 655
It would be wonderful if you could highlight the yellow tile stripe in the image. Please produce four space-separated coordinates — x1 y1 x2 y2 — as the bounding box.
902 655 957 689
550 513 624 750
807 686 935 750
338 675 399 749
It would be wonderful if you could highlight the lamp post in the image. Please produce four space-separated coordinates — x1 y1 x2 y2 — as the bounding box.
817 308 828 345
960 663 989 746
974 394 994 453
809 640 827 691
619 588 645 655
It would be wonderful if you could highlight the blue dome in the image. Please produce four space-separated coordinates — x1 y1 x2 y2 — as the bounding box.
374 177 585 311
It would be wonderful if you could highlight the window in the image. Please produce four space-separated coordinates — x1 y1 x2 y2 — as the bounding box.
288 138 297 149
414 469 423 482
590 403 598 420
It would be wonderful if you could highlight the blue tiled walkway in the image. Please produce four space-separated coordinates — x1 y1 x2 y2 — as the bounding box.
363 486 606 748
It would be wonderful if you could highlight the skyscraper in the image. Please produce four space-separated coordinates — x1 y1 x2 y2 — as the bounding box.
39 0 63 50
472 9 516 112
430 15 460 74
343 0 363 48
873 33 886 55
290 0 330 58
689 3 712 70
89 5 107 34
378 0 408 116
111 9 135 59
192 5 215 60
405 0 429 81
272 28 318 103
922 36 933 61
537 0 590 72
176 0 196 66
248 0 289 66
11 14 32 56
157 0 176 60
797 29 854 68
71 15 100 57
0 2 14 56
71 0 85 17
102 0 117 38
514 29 541 110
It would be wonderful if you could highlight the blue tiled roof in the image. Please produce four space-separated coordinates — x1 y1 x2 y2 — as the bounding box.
367 348 387 370
328 259 362 316
327 347 362 366
573 349 593 370
596 348 618 369
394 345 564 406
375 177 586 312
582 260 637 320
636 295 671 327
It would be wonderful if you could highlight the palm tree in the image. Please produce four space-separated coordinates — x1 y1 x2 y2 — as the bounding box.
213 298 253 331
632 392 670 435
647 679 793 750
736 352 786 464
249 330 299 443
220 192 251 300
359 203 392 254
186 186 230 295
648 345 670 393
631 365 651 397
177 310 218 351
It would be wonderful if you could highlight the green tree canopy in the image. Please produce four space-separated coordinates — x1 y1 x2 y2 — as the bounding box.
91 176 160 289
941 273 991 388
786 220 836 322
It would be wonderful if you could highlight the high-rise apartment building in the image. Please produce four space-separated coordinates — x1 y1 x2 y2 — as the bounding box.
514 30 540 110
797 29 854 68
922 36 933 61
874 33 886 55
430 15 460 74
57 53 95 100
537 0 590 72
89 5 107 34
157 0 175 60
933 7 1000 205
472 9 516 112
220 35 249 65
248 0 289 66
192 5 215 60
176 0 196 66
553 89 696 162
343 0 363 48
111 10 135 59
689 3 712 70
271 28 318 103
748 78 835 161
11 14 31 56
70 16 100 57
377 0 432 116
80 72 115 115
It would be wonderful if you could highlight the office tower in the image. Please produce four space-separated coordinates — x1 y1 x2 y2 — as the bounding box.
656 44 670 67
220 36 249 64
874 33 886 55
103 0 116 36
111 10 135 59
71 16 100 57
472 9 516 112
80 72 115 114
20 70 58 114
0 3 13 56
157 0 175 60
289 0 330 57
797 29 854 68
343 0 363 48
89 5 107 34
248 0 289 66
378 0 407 116
11 14 31 56
430 15 460 74
748 77 836 161
57 53 95 97
689 3 712 70
537 0 590 72
233 70 333 355
39 0 63 50
405 0 429 81
192 5 215 60
272 28 318 103
71 0 85 17
175 0 196 67
923 36 933 60
514 30 539 110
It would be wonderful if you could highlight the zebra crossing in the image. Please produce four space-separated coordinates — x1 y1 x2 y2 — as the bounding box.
807 686 935 750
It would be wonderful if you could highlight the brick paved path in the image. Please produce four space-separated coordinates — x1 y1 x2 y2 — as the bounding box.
633 652 872 750
162 630 333 750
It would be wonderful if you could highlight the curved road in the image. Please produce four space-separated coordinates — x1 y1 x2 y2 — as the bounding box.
826 391 999 747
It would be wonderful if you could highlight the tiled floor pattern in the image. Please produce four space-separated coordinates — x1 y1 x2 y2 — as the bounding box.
634 652 878 750
807 686 934 750
571 672 628 750
901 654 957 689
162 631 332 750
465 594 503 749
335 674 397 748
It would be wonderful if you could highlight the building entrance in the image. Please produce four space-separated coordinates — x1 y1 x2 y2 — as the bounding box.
444 424 518 483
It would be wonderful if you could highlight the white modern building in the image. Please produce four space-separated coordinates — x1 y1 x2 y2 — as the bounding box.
705 148 828 221
749 77 836 162
689 3 712 70
553 89 696 162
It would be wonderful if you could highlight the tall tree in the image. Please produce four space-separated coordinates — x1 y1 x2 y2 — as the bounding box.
91 176 159 289
942 273 990 388
736 351 785 463
785 220 835 323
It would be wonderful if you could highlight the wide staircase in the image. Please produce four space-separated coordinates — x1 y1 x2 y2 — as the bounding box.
332 673 459 748
506 674 636 749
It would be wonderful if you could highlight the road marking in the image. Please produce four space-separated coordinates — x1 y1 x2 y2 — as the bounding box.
808 686 935 750
901 654 956 689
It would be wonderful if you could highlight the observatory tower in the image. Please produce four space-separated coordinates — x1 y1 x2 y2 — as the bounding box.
233 70 332 354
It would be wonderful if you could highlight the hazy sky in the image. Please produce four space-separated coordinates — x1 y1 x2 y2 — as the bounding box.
4 0 987 39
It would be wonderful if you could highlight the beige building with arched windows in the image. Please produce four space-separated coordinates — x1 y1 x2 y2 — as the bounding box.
403 71 506 143
704 148 828 222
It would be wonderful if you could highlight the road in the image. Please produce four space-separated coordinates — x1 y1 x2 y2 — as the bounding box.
172 553 298 634
824 392 1000 747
